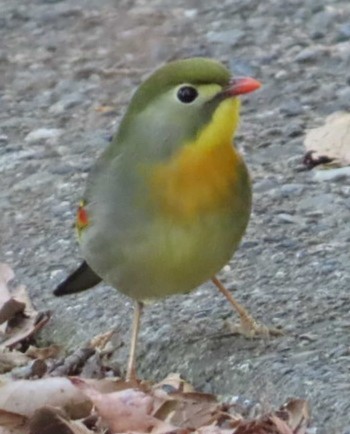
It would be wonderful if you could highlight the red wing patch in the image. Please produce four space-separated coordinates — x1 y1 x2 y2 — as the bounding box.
76 200 89 236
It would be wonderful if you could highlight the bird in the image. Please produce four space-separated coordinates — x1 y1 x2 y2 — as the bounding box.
54 57 267 381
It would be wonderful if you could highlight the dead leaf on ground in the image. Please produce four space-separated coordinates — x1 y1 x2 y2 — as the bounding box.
0 262 312 433
70 376 297 434
2 310 51 350
0 377 91 419
70 376 161 432
162 397 222 430
154 372 195 393
11 358 47 379
94 104 117 115
303 111 350 168
276 399 310 434
152 376 225 430
0 409 27 430
0 349 31 374
88 330 115 352
0 264 25 330
0 264 51 350
233 399 310 434
29 406 93 434
0 369 311 434
25 344 61 361
49 348 95 376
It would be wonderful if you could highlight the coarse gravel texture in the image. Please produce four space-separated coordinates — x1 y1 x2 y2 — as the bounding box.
1 0 350 432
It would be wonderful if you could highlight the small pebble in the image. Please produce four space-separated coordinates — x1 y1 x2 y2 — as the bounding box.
183 9 198 19
24 128 63 144
336 22 350 42
280 100 304 117
0 134 8 144
313 167 350 182
294 47 322 63
280 183 305 197
206 29 244 46
276 213 297 224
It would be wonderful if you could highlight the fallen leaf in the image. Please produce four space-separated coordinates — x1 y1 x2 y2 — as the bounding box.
276 399 310 434
270 415 294 434
163 395 221 430
0 349 30 374
0 377 124 421
11 359 47 379
0 299 26 327
49 348 95 376
94 104 116 115
233 399 310 434
0 264 25 332
25 344 61 360
154 373 195 393
0 409 27 429
2 310 51 350
80 352 107 379
70 377 159 432
88 330 115 352
0 377 91 419
0 264 51 350
196 426 234 434
303 111 350 168
234 417 280 434
29 406 93 434
0 265 14 301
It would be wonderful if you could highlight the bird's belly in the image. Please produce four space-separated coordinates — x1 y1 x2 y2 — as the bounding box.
81 209 249 301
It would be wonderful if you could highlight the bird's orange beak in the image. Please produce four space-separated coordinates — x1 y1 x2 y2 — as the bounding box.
226 77 261 96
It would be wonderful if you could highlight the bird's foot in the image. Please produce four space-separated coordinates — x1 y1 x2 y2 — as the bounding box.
226 309 283 339
212 276 283 339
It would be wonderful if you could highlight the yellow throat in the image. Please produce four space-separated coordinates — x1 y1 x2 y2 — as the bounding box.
149 98 244 220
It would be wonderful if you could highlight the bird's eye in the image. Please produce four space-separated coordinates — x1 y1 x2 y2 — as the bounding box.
176 86 198 103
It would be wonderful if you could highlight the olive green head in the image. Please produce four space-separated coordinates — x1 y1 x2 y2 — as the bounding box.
129 57 231 113
116 58 235 159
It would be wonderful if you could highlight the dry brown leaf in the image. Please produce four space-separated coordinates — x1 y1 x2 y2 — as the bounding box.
70 377 161 432
88 330 115 352
0 264 51 350
233 399 310 434
304 111 350 167
0 377 91 419
29 406 94 434
234 418 278 434
269 415 294 434
11 359 47 379
2 310 51 350
0 349 31 374
94 104 116 115
0 299 26 327
25 344 61 360
276 399 310 434
154 373 195 393
80 352 109 379
196 426 234 434
163 397 221 430
49 348 95 376
151 374 223 432
0 409 27 429
152 380 220 431
0 376 124 422
0 264 25 331
0 265 14 301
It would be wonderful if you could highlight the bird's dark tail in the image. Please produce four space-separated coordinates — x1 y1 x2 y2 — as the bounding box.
54 261 102 296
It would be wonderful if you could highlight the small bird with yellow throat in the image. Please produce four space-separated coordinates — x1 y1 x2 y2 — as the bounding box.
54 57 271 381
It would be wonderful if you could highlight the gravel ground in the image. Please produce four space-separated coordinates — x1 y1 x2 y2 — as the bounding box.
1 0 350 432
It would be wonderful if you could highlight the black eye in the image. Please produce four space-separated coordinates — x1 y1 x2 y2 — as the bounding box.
177 86 198 103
